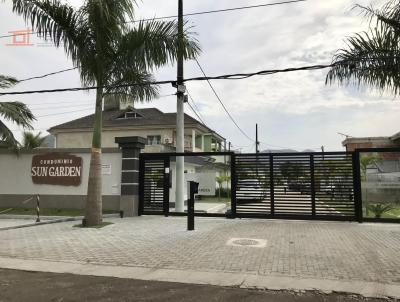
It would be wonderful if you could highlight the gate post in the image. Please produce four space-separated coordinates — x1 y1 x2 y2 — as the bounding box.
352 151 363 223
269 155 275 217
310 155 316 218
230 153 237 218
115 137 146 217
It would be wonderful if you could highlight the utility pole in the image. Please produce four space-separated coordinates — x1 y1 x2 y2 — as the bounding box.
175 0 185 212
228 142 231 152
256 123 260 153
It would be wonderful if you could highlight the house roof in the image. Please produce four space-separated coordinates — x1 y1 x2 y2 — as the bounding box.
48 107 224 140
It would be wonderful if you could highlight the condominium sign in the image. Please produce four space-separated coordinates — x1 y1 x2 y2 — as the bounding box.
31 153 82 186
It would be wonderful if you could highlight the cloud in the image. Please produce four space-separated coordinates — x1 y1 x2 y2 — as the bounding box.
0 0 396 150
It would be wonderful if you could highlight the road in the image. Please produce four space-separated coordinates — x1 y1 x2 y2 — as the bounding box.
0 269 391 302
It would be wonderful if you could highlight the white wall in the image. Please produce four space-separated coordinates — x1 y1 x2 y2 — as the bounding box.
0 151 122 196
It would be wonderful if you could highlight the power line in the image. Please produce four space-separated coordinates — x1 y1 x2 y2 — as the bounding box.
186 101 207 126
0 0 307 39
26 100 94 107
194 58 254 141
0 62 342 97
29 103 95 111
127 0 307 23
19 68 78 82
36 107 93 118
186 90 208 125
23 94 174 107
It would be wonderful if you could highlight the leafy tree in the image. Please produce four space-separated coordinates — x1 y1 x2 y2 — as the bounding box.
21 131 46 150
327 0 400 95
10 0 200 226
216 176 223 200
360 154 379 181
0 75 34 149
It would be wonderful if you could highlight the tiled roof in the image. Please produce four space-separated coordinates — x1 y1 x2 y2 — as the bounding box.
48 108 220 138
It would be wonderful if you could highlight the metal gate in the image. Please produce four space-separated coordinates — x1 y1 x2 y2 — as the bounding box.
233 152 358 221
139 151 360 221
139 155 170 216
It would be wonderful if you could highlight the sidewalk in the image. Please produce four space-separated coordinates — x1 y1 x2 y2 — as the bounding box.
0 216 399 299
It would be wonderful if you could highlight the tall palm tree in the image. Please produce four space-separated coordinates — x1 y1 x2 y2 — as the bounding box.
21 131 46 150
10 0 200 226
326 0 400 95
0 75 35 148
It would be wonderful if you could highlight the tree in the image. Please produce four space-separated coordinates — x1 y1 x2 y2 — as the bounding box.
0 75 34 149
216 176 225 201
21 131 46 150
326 0 400 94
10 0 200 226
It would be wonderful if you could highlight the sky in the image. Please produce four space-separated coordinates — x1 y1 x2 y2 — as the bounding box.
0 0 397 152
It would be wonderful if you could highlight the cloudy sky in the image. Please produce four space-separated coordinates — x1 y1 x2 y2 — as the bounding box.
0 0 396 152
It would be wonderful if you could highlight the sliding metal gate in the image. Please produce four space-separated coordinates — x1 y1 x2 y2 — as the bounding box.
139 151 360 221
233 152 358 221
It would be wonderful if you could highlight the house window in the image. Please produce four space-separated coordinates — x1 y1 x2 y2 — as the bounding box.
117 111 143 119
147 135 161 145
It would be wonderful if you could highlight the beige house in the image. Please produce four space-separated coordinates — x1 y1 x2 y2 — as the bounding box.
49 106 225 153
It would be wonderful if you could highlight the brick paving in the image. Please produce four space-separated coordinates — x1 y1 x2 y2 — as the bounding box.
0 217 399 285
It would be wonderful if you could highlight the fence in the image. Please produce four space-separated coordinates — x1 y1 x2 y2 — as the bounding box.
138 148 400 223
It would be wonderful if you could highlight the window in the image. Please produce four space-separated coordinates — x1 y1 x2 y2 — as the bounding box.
147 135 161 145
117 111 143 119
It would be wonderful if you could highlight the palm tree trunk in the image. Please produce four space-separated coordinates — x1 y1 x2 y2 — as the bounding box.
85 86 103 226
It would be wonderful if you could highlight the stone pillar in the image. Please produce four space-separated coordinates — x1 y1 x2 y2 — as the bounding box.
115 136 146 217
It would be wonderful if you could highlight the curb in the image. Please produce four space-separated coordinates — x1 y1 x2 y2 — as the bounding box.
0 214 120 231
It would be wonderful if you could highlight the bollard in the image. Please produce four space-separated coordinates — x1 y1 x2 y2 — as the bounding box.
36 195 40 223
187 181 199 231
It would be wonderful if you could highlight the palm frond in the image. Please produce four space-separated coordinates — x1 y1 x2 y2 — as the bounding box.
22 131 46 149
105 68 159 102
0 120 17 144
118 20 201 72
0 102 35 128
0 75 18 89
326 25 400 94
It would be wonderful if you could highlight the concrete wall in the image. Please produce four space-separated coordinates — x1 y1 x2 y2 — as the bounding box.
55 128 200 149
55 129 175 148
0 149 122 210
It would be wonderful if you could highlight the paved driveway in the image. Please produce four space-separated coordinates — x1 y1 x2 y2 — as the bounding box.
0 217 399 297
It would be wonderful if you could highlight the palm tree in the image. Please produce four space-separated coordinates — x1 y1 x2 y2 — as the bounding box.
10 0 200 226
326 0 400 95
21 131 46 150
0 75 35 148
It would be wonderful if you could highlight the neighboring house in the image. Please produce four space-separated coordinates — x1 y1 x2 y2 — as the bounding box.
343 131 400 152
41 135 56 148
48 103 225 153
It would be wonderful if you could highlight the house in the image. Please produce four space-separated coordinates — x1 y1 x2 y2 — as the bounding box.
342 131 400 152
48 103 225 153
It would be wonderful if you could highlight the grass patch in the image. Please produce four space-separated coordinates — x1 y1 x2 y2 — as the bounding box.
0 208 118 217
73 222 114 229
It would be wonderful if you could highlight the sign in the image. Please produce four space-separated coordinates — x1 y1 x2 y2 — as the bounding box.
102 164 112 175
185 173 216 196
31 153 82 186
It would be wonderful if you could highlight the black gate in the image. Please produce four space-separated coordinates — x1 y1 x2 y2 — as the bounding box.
139 155 170 216
233 152 358 221
139 151 360 221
